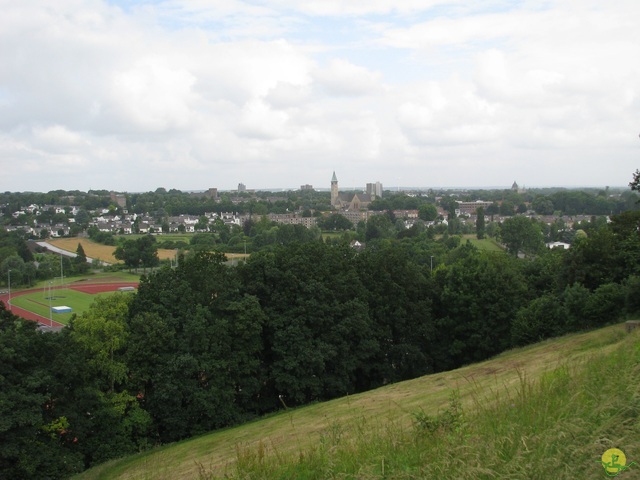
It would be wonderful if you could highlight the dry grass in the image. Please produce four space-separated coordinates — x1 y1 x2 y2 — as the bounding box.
48 238 120 264
45 238 247 264
74 324 628 480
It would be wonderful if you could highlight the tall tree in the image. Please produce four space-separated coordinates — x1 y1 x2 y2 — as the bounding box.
418 203 438 221
317 213 353 231
114 236 159 272
74 243 90 274
127 252 263 442
476 206 485 239
499 216 544 257
60 295 152 466
357 244 436 384
240 243 378 405
630 169 640 193
0 303 84 478
69 295 131 393
433 250 528 370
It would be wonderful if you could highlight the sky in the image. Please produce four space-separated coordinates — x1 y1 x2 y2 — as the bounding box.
1 0 639 193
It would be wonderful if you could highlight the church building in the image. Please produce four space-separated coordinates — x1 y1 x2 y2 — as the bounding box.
330 172 375 211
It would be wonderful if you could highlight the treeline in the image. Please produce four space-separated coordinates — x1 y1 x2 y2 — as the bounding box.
1 210 640 478
0 230 90 287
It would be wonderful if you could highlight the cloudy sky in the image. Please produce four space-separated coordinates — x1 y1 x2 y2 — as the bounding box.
1 0 639 193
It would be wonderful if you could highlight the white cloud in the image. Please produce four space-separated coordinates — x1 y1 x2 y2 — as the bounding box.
0 0 639 192
236 100 289 140
31 125 90 152
265 0 446 17
313 59 382 97
107 58 196 132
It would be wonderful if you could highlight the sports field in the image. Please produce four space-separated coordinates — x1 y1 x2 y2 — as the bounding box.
3 278 138 327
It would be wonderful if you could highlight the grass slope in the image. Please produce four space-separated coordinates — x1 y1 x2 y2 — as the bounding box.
75 324 638 480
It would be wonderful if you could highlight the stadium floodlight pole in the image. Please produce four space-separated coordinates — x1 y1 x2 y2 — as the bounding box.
7 269 11 312
49 281 53 327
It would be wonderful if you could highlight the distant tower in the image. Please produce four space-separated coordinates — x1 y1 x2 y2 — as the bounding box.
366 182 383 199
331 171 339 208
511 181 519 192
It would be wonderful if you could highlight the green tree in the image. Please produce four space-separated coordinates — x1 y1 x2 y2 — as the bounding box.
624 275 640 316
0 303 84 478
511 294 567 346
357 245 435 383
69 295 132 393
127 252 264 442
57 303 153 467
74 209 91 228
439 196 458 214
74 243 90 274
476 207 485 239
195 215 209 231
240 243 378 406
561 282 591 331
532 196 555 215
114 236 159 272
1 255 25 287
499 216 544 257
486 202 500 215
365 214 394 241
418 204 438 221
629 169 640 192
114 240 140 270
499 199 515 216
447 212 461 235
433 250 528 370
561 228 624 290
585 282 625 327
317 213 353 231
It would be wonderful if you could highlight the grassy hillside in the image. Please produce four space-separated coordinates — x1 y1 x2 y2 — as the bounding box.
75 324 640 480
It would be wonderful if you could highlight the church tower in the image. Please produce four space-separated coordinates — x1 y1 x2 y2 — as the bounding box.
331 171 339 208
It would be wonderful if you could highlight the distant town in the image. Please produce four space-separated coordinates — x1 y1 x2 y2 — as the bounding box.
1 173 638 250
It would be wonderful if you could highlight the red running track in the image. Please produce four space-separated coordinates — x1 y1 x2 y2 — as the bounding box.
0 282 138 328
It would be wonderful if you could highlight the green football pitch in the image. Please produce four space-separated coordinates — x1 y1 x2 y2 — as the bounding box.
11 288 122 325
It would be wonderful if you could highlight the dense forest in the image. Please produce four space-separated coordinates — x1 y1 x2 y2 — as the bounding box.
1 198 640 477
